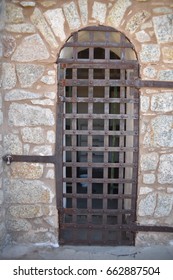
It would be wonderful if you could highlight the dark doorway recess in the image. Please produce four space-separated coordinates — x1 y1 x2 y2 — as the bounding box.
57 26 139 245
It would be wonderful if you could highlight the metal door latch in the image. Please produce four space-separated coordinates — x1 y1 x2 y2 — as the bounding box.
3 154 13 165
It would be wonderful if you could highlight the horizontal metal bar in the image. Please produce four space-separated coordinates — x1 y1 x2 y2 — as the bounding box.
63 41 133 49
64 113 138 119
137 79 173 89
3 154 56 164
63 178 135 184
62 208 134 214
62 97 139 103
132 224 173 233
63 147 138 152
64 130 138 136
63 193 135 199
63 162 137 168
58 60 138 69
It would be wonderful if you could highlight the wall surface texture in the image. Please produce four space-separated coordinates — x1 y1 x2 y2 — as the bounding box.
0 0 173 249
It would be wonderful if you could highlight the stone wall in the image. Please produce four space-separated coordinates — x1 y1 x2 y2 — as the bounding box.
0 0 173 247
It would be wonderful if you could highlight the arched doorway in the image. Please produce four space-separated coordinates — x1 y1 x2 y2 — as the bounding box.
57 26 139 245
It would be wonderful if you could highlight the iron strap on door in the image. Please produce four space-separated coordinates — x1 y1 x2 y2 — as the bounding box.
3 25 173 245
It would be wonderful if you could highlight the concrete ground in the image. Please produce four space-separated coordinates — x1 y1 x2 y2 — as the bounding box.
0 244 173 260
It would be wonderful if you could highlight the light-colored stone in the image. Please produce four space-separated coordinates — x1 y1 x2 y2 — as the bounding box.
16 64 45 88
153 7 173 14
47 130 55 143
154 192 173 218
126 11 150 33
0 95 2 108
44 216 58 228
135 30 150 42
5 23 36 33
92 2 107 24
11 34 49 62
0 38 2 57
0 111 3 126
9 103 55 126
141 152 159 171
143 174 155 184
143 66 157 78
23 144 30 155
7 205 44 219
140 96 149 112
78 0 88 25
44 92 56 99
7 219 32 231
6 3 24 23
0 190 4 205
153 14 173 43
5 179 54 204
138 192 157 216
151 93 173 112
108 0 131 27
31 99 54 106
158 154 173 184
46 169 55 179
11 163 43 179
41 75 55 85
139 187 153 195
4 134 22 155
140 44 160 63
31 8 58 48
40 1 56 8
20 1 36 7
141 20 153 30
144 115 173 147
44 9 66 41
32 145 53 156
158 70 173 81
5 89 42 101
2 34 16 57
136 232 173 246
63 2 81 30
2 63 16 90
10 230 58 244
162 47 173 63
0 0 5 31
167 188 173 194
21 127 45 144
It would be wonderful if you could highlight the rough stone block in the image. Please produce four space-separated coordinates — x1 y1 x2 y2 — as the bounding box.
158 70 173 81
31 8 58 48
151 93 173 112
21 127 45 144
140 96 150 112
140 44 160 62
31 99 54 106
0 111 3 126
158 154 173 184
78 0 88 25
16 64 45 88
32 145 53 156
47 130 55 143
139 187 153 195
63 2 81 30
40 1 56 8
0 190 4 205
5 89 42 101
141 152 159 171
11 163 43 179
8 103 55 126
4 134 22 155
143 174 155 184
5 23 36 33
11 34 49 62
136 232 173 246
153 14 173 43
126 11 150 33
162 47 173 63
0 224 6 247
108 0 131 27
44 8 66 41
138 192 157 216
41 75 55 85
20 1 36 7
7 219 32 232
92 2 107 24
5 179 54 204
151 116 173 147
143 66 157 78
2 34 16 57
136 30 150 42
154 192 173 218
2 63 16 89
6 3 24 23
7 205 47 219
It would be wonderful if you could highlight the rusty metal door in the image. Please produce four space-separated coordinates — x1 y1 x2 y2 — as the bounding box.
57 26 139 245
